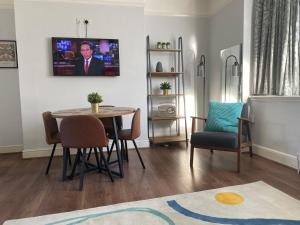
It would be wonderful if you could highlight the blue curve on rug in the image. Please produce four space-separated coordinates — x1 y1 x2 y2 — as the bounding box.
46 207 175 225
167 200 300 225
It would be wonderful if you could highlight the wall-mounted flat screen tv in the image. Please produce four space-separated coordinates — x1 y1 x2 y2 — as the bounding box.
52 37 120 76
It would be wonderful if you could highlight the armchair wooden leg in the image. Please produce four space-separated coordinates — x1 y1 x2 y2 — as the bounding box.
210 149 214 154
190 145 194 167
237 150 241 173
249 146 253 157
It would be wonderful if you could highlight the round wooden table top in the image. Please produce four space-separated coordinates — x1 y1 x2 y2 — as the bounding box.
51 106 136 119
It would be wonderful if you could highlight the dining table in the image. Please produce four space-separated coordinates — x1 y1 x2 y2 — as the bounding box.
51 106 136 178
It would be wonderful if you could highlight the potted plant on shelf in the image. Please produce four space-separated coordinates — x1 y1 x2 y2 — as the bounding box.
87 92 103 113
160 81 171 95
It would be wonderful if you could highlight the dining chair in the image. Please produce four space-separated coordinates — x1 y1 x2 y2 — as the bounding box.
86 105 123 161
42 111 71 175
190 103 253 172
60 115 113 191
117 108 145 169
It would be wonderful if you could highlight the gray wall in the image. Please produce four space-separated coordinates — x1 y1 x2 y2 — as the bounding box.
0 8 23 152
207 0 244 102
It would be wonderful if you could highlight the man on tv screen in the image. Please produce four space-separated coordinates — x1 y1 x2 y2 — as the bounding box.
75 41 104 76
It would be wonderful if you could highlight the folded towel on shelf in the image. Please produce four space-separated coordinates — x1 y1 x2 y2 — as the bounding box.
153 104 176 117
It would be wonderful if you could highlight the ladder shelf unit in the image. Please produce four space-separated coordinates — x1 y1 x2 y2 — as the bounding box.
146 36 188 145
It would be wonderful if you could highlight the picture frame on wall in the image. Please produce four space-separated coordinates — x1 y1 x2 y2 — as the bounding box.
0 40 18 68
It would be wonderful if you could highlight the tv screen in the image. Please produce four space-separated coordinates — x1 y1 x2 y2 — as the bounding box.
52 37 120 76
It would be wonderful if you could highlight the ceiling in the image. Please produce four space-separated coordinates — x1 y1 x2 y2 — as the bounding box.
3 0 233 17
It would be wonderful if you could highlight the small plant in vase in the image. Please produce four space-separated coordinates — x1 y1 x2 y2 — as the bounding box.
88 92 103 113
160 82 171 95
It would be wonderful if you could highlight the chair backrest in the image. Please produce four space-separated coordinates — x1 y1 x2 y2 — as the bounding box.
241 103 248 118
60 115 108 148
131 108 141 139
99 105 123 131
42 111 60 145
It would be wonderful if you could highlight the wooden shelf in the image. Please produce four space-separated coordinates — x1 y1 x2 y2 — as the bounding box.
149 135 187 144
148 48 181 52
148 72 182 77
148 94 183 97
149 116 185 121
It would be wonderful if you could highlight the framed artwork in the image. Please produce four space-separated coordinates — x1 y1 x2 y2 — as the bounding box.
0 40 18 68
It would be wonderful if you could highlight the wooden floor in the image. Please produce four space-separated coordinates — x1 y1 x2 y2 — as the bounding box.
1 144 300 224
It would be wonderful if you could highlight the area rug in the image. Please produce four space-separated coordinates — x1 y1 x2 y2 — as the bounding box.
4 181 300 225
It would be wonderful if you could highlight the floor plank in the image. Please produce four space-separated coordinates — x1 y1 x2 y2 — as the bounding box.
0 144 300 224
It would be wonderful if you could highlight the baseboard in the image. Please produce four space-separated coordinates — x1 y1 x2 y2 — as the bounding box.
0 145 23 154
22 139 150 159
253 144 298 169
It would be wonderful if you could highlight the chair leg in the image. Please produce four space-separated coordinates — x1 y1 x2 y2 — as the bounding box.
87 148 92 161
70 149 80 179
121 140 126 160
67 148 72 166
190 145 194 167
94 147 101 172
79 148 86 191
210 149 214 154
107 140 115 162
132 140 145 169
62 147 69 181
237 150 241 173
45 143 56 175
99 147 114 182
125 140 129 161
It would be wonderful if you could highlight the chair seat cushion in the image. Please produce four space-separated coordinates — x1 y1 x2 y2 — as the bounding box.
204 101 244 133
118 129 132 140
191 131 238 149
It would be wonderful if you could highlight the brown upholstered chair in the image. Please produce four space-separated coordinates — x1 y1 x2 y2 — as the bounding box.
117 108 145 169
87 105 123 161
60 115 113 191
42 111 71 175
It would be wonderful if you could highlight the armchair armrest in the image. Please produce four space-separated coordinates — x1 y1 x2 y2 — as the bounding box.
237 117 253 124
191 116 207 134
191 116 207 121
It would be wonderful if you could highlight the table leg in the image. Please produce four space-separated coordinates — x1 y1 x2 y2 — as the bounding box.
112 116 123 177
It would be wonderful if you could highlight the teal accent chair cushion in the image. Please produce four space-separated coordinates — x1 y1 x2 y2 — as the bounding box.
204 101 244 133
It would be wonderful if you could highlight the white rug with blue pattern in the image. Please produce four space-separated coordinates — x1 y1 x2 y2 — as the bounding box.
4 181 300 225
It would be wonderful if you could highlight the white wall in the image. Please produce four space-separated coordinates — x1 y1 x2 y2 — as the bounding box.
0 8 23 153
14 1 147 155
207 0 244 102
145 15 209 135
243 0 299 169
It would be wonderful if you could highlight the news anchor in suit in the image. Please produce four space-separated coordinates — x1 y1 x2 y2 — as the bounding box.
75 41 104 76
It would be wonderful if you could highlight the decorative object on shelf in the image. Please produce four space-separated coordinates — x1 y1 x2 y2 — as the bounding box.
156 42 162 49
171 67 175 72
156 61 163 72
225 54 242 102
161 42 166 49
157 104 176 117
87 92 103 113
160 81 171 95
197 54 206 114
0 40 18 68
166 42 171 49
